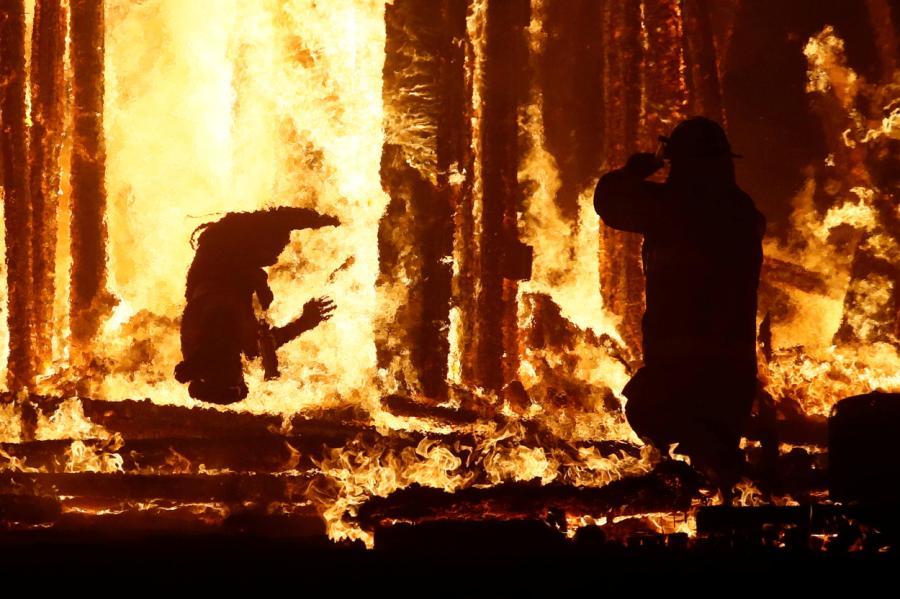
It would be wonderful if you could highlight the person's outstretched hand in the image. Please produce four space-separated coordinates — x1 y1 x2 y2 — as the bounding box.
300 296 336 327
625 152 665 179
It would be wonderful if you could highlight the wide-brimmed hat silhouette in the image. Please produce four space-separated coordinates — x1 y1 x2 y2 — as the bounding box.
659 116 742 160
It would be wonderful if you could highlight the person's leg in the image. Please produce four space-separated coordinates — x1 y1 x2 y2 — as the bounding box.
624 366 682 449
181 294 249 404
682 372 756 495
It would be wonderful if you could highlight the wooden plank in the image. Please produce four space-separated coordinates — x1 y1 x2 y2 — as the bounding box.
0 472 318 503
357 461 701 529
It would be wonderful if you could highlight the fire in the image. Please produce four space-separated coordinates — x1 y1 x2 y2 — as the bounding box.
762 26 900 417
96 0 390 414
34 395 110 439
0 2 897 549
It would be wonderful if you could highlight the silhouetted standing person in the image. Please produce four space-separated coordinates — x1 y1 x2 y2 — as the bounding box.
174 207 340 404
594 117 765 486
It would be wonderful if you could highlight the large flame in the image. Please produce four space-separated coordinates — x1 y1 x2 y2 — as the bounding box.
96 0 390 415
762 26 900 416
1 3 898 548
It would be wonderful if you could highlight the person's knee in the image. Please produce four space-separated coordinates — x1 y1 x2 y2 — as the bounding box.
625 398 671 448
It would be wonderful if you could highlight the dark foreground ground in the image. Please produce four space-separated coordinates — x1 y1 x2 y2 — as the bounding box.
0 519 896 588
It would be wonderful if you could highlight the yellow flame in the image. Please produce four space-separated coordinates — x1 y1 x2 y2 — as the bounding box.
96 0 390 416
64 434 124 473
35 397 112 440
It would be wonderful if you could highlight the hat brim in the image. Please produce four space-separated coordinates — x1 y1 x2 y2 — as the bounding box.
659 135 742 158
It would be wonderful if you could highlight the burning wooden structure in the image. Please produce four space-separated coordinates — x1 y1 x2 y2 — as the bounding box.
0 0 898 556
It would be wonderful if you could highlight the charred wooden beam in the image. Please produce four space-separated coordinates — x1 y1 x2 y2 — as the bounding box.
696 504 900 543
5 394 375 442
0 0 35 390
71 397 375 443
29 0 67 371
0 489 324 537
0 471 318 504
1 436 314 474
639 0 690 135
0 493 61 524
430 0 473 399
377 0 470 401
452 1 479 395
28 395 486 454
697 505 810 535
681 0 724 121
473 0 530 393
80 397 284 439
705 0 741 78
69 0 112 351
0 425 435 474
357 460 702 530
55 505 231 535
380 393 482 426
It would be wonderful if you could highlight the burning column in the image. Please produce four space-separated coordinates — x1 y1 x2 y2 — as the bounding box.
379 0 532 401
69 0 113 354
378 0 470 402
29 0 68 372
680 0 724 122
470 0 531 394
0 0 36 391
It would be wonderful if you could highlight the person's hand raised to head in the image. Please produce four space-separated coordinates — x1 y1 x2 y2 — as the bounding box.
625 152 665 179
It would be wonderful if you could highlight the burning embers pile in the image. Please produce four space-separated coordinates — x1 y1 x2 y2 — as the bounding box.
0 0 898 552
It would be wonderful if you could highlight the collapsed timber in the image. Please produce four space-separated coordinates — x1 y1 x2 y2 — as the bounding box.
0 393 831 545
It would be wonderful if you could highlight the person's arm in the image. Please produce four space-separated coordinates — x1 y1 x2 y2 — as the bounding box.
272 207 341 231
594 153 666 233
271 297 336 348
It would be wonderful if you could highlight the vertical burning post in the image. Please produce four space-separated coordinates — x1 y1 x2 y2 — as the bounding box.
472 0 531 394
378 0 470 402
29 0 67 373
69 0 111 355
680 0 723 122
0 0 36 391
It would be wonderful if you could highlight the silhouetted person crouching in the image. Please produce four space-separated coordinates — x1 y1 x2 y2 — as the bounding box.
594 117 765 485
174 207 339 404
